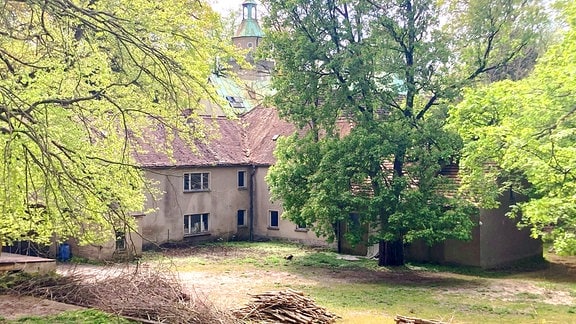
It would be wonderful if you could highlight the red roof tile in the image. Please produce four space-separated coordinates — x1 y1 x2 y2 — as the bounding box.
134 107 293 168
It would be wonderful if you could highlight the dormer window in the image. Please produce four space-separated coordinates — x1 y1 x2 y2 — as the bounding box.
225 96 246 108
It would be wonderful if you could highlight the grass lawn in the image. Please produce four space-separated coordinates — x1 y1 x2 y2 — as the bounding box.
147 241 576 323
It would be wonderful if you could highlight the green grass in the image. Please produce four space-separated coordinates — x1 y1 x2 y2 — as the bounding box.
8 310 133 323
17 241 567 324
153 241 576 323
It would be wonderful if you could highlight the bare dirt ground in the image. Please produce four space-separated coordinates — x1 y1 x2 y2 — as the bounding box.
1 248 575 321
0 295 83 320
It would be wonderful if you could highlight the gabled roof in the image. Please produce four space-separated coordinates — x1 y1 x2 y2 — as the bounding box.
134 107 293 168
134 116 249 168
243 106 295 165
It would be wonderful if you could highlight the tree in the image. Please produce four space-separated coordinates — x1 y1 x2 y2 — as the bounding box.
262 0 548 265
448 1 576 255
0 0 235 248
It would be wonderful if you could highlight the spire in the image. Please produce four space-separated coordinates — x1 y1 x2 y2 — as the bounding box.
233 0 264 50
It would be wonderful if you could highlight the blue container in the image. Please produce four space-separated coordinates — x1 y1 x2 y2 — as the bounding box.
58 243 71 262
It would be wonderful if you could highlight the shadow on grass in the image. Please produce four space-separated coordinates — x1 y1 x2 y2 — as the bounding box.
285 252 486 290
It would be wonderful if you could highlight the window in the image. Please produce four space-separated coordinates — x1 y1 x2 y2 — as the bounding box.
183 172 209 191
225 96 245 108
238 170 246 188
295 221 308 231
269 210 279 229
184 213 209 235
237 210 246 227
115 231 126 250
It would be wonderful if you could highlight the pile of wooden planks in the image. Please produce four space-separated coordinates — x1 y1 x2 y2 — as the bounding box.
394 315 446 324
233 288 339 323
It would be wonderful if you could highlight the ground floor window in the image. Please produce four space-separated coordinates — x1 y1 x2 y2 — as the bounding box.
237 210 246 227
295 222 308 232
269 210 279 229
115 231 126 250
184 213 209 235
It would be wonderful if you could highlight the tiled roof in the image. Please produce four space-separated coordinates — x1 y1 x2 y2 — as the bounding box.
134 116 249 168
243 106 296 165
134 107 293 168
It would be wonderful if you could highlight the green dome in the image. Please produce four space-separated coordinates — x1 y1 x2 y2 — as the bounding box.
235 0 264 38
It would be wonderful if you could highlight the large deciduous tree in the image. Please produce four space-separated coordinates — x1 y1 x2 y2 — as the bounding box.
449 1 576 255
263 0 548 265
0 0 233 247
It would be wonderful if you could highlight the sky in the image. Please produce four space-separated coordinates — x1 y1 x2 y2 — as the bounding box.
209 0 248 16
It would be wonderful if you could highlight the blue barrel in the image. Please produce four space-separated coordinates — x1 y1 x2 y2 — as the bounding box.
58 243 71 262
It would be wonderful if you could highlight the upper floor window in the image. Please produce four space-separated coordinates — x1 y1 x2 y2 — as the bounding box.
184 172 209 192
238 170 247 188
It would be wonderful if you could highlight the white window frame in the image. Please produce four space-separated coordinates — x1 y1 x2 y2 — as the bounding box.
295 221 308 232
238 170 247 189
237 210 247 227
184 213 209 235
115 230 126 250
183 172 209 192
268 210 279 229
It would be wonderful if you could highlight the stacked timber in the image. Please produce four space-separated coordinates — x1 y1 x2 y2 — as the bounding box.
233 289 339 323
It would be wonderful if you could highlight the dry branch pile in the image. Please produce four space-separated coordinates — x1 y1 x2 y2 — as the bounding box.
0 265 234 323
233 289 339 323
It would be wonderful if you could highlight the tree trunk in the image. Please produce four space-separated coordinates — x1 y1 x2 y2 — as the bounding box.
378 239 404 266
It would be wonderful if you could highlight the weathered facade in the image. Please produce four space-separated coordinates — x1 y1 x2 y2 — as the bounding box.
406 188 543 269
68 0 541 266
136 109 328 249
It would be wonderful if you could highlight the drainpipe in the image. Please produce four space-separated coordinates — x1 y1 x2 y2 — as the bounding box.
249 165 256 241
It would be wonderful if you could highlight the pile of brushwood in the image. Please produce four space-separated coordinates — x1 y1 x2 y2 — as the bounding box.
0 264 233 323
233 288 340 323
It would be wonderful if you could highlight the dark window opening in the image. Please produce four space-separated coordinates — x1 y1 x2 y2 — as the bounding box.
225 96 246 108
269 210 279 228
238 170 246 188
237 210 246 227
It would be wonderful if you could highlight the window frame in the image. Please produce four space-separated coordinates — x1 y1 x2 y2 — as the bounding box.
183 172 210 192
115 230 126 250
184 213 210 236
295 221 308 232
268 210 279 230
237 170 247 189
237 210 247 227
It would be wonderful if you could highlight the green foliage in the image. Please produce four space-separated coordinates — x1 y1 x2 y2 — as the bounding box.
449 1 576 255
12 309 133 323
0 1 236 246
263 0 548 263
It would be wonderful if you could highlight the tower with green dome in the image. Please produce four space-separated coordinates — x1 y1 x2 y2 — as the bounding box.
232 0 264 51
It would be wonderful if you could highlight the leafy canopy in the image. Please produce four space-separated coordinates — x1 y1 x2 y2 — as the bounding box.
448 1 576 255
262 0 548 261
0 0 234 245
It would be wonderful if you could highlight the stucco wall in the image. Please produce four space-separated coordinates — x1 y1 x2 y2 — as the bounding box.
479 190 543 268
406 189 543 268
232 36 261 51
68 220 143 261
141 167 251 247
252 167 329 246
